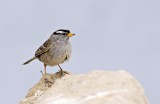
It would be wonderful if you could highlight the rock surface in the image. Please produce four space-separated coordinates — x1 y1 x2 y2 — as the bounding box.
19 70 149 104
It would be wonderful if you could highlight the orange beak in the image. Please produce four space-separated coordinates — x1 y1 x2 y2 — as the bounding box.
67 33 75 37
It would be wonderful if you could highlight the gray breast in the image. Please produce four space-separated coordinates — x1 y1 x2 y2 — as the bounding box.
38 40 72 66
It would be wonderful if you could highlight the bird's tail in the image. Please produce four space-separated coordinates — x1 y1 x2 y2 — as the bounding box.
23 57 37 65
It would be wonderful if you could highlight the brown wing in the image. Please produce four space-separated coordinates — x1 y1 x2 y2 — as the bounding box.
35 38 52 57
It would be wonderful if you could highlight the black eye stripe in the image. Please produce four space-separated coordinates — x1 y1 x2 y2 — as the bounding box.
61 33 66 35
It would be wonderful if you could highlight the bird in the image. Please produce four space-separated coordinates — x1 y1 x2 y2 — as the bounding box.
23 29 75 82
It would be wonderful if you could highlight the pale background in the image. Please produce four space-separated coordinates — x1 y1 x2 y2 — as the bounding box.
0 0 159 104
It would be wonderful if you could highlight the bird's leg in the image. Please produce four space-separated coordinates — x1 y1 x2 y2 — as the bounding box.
58 65 64 77
44 64 47 86
44 64 47 78
43 64 53 87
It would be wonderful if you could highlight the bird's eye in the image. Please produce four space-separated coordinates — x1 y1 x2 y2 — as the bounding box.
62 33 66 35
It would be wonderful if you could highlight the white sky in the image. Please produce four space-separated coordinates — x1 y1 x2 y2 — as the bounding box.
0 0 159 104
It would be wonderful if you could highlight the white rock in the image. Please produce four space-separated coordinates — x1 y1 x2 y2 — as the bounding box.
20 70 149 104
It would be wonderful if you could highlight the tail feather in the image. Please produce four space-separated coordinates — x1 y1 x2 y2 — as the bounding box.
23 57 37 65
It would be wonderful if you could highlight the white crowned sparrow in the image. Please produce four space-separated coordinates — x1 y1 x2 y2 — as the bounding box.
23 29 75 81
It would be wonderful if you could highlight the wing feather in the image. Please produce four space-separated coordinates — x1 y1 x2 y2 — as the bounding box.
35 38 52 57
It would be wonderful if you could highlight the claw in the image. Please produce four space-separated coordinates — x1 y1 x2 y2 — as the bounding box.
62 71 70 75
44 78 53 87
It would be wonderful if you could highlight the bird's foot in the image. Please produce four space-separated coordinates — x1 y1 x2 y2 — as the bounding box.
61 70 70 75
55 70 70 78
40 70 53 87
44 78 53 87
